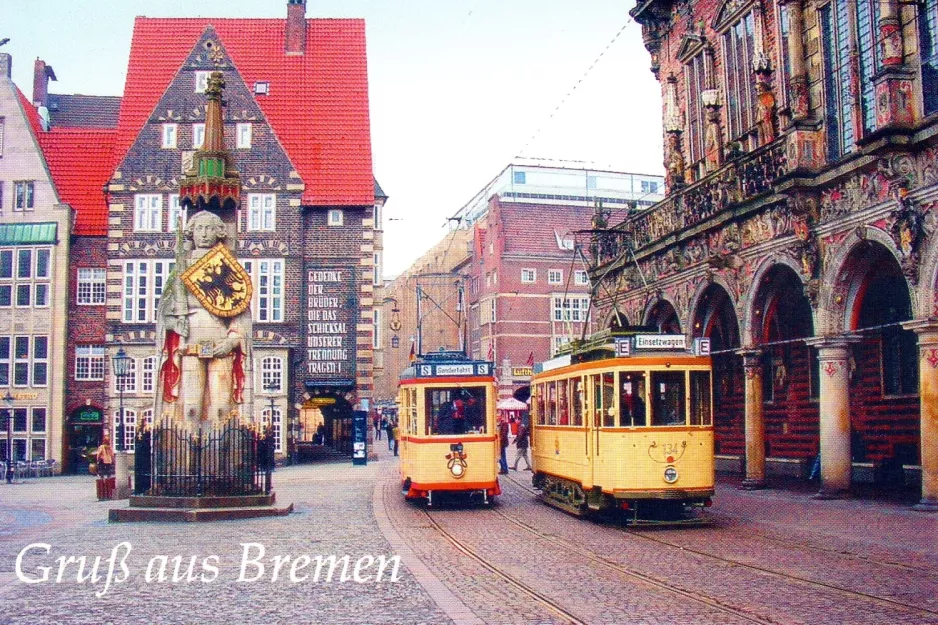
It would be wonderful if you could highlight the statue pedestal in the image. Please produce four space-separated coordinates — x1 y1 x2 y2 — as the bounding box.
112 452 132 499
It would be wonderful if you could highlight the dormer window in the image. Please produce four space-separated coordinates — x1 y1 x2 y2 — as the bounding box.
327 209 344 227
195 71 210 93
254 82 270 95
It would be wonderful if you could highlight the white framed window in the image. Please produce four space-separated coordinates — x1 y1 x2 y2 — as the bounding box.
373 202 382 229
1 247 51 309
247 194 276 231
77 268 107 305
521 268 536 283
13 181 35 211
0 337 9 386
552 296 590 322
552 335 571 356
548 269 563 285
373 252 382 285
241 259 284 323
168 195 187 233
490 298 497 323
373 309 381 349
13 337 28 386
574 270 589 286
236 123 252 149
260 407 283 453
31 408 46 433
327 209 344 226
141 356 157 394
134 194 162 232
32 337 48 387
192 123 205 149
142 409 154 428
113 409 137 452
194 71 210 93
162 123 178 149
260 356 283 393
114 357 137 394
122 260 173 323
75 345 105 381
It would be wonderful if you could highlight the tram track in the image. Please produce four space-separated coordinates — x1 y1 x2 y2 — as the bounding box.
499 472 938 620
423 504 777 625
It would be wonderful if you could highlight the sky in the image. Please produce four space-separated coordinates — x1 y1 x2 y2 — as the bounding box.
3 0 665 276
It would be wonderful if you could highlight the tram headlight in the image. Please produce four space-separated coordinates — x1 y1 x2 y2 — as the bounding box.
663 466 679 484
450 462 465 478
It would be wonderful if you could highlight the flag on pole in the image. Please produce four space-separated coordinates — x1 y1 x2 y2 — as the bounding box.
525 351 535 367
487 340 495 362
409 342 416 363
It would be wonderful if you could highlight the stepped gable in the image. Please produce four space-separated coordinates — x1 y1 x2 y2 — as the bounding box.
115 16 373 206
36 128 116 236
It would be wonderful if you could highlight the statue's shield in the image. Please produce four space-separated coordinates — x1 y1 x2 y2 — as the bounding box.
181 243 253 318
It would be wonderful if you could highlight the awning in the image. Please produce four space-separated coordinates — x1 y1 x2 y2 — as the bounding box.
497 397 528 411
0 222 58 245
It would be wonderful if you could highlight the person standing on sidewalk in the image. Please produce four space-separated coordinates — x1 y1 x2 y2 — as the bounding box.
385 418 395 451
392 420 400 457
498 417 510 474
512 422 531 471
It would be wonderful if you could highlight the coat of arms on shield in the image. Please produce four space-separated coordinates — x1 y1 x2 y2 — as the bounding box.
181 243 253 318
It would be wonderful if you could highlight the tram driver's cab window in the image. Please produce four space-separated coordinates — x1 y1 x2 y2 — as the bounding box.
425 387 486 435
593 372 616 427
619 372 647 427
650 371 686 426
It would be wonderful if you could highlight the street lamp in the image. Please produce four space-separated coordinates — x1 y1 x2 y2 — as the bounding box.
263 381 280 462
3 391 13 484
112 347 132 452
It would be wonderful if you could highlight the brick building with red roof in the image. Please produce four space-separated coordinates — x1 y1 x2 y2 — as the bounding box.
15 0 381 470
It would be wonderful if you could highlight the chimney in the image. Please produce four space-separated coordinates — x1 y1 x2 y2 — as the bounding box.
0 53 11 79
285 0 307 55
32 58 57 107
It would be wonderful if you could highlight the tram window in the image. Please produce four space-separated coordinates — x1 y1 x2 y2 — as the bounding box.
558 380 570 425
572 378 585 426
599 372 615 427
534 384 546 425
408 388 418 435
425 387 487 435
650 371 686 426
690 371 712 425
546 381 557 425
590 374 601 427
619 372 647 427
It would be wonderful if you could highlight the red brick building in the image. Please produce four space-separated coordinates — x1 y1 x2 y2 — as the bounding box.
21 0 380 467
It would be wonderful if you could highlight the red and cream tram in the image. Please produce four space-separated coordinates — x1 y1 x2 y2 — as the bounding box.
398 351 501 505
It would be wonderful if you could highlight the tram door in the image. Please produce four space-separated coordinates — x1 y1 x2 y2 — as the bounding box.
587 372 617 489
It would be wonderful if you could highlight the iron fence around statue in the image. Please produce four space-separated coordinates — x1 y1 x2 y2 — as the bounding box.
134 420 274 497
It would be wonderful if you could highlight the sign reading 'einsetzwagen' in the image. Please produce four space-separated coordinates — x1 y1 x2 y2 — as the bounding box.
634 334 687 350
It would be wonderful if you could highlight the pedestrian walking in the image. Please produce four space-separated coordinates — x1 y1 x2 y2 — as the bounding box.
392 421 400 457
374 415 382 441
385 418 394 451
512 422 531 471
498 418 509 474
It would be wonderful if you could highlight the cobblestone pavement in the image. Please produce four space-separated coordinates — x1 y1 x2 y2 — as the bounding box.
2 443 937 625
0 445 450 625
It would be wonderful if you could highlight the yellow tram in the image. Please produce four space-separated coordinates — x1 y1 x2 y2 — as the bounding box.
530 333 715 521
398 351 501 505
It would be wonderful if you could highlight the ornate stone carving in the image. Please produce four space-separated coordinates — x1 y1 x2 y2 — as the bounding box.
890 194 925 284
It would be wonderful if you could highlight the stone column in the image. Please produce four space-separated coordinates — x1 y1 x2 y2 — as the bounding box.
806 338 860 499
778 0 808 121
739 349 766 489
901 320 938 511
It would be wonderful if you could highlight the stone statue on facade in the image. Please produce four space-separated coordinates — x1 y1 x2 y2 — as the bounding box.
154 210 253 428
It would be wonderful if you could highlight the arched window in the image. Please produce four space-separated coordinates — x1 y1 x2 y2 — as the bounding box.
260 357 283 393
113 408 137 452
261 407 283 453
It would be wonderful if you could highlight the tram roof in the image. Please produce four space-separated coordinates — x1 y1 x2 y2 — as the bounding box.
400 351 495 380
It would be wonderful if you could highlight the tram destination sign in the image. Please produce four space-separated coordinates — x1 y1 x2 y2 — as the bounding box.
416 362 492 378
634 334 687 350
